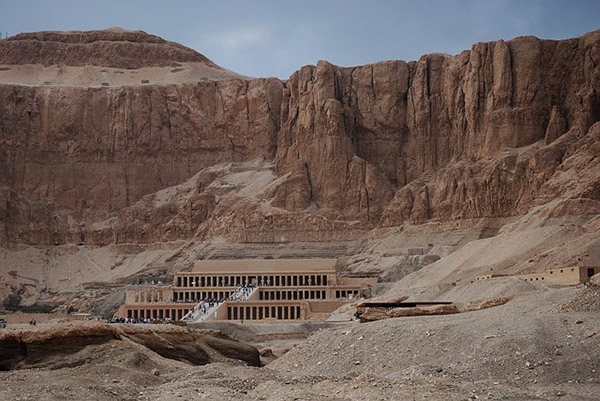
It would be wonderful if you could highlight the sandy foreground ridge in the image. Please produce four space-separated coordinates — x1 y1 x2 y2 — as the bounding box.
1 285 599 400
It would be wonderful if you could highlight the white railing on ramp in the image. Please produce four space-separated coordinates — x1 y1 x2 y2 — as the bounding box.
182 286 258 322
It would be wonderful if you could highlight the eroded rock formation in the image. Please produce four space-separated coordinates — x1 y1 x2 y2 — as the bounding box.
276 33 600 224
0 77 283 244
0 322 261 370
0 29 599 246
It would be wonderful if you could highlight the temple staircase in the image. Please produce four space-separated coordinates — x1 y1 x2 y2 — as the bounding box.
182 286 258 323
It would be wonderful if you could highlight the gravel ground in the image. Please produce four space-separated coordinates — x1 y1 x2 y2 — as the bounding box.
556 284 600 313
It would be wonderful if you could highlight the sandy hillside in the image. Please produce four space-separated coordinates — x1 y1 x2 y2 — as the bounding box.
0 62 243 87
379 213 600 301
0 28 244 86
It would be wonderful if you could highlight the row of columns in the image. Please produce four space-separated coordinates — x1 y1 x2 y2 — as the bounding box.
135 289 167 303
141 288 359 304
259 289 327 301
171 288 358 302
126 308 189 320
227 305 302 320
173 290 232 302
176 274 330 288
335 289 359 298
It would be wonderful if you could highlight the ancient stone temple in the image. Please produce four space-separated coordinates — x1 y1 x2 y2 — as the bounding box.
116 259 378 322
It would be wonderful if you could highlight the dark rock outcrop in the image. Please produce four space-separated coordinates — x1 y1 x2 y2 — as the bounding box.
0 322 261 370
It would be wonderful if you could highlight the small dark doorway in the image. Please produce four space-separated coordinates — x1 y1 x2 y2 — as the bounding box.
588 268 595 278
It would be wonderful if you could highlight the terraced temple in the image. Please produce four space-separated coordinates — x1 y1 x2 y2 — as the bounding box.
117 259 378 322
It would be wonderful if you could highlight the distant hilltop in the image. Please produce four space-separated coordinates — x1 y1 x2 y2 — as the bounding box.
0 28 219 69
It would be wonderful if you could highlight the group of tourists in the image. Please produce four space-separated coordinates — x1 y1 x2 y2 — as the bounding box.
180 284 257 321
174 283 258 305
182 298 223 320
229 286 253 302
109 317 172 324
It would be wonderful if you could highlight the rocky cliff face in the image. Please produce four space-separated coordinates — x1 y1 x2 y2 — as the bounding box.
0 29 599 246
276 32 600 225
0 78 283 245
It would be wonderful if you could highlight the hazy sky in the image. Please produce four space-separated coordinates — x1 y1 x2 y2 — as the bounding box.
1 0 598 78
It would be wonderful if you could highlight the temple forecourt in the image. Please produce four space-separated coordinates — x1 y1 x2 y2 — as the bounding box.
117 259 378 322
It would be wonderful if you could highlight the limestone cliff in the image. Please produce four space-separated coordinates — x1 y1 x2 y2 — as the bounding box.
0 79 283 244
276 32 600 224
0 29 599 246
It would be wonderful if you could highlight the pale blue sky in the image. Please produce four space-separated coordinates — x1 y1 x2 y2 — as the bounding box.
0 0 598 78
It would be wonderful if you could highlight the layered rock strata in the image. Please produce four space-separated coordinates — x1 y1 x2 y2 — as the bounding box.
0 29 599 246
0 28 216 69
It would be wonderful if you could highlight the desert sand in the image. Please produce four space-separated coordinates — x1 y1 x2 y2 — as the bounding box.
0 62 242 87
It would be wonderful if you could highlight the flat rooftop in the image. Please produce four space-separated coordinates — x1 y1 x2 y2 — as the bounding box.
191 259 338 274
